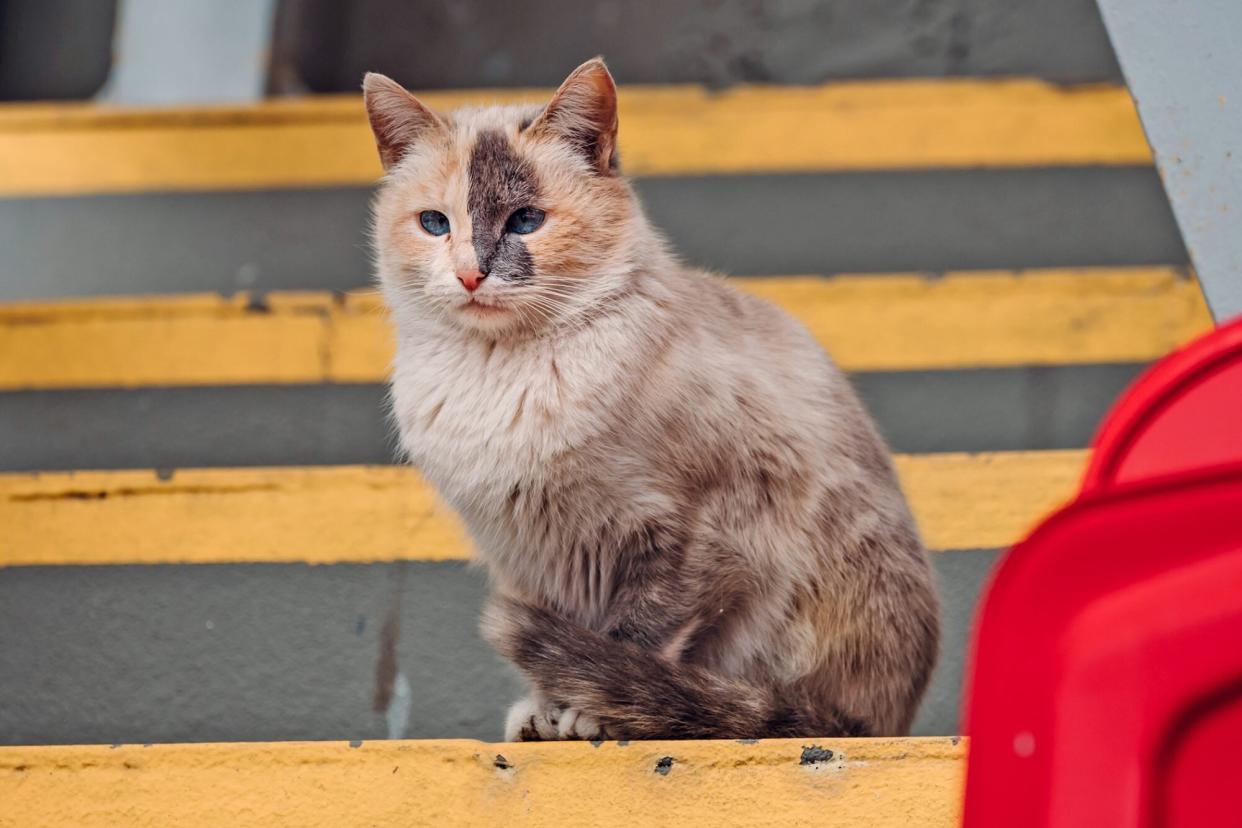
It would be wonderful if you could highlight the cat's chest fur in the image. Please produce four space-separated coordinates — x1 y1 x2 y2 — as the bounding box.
394 332 567 498
389 324 630 578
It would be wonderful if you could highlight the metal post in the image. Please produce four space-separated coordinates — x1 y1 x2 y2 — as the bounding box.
1096 0 1242 321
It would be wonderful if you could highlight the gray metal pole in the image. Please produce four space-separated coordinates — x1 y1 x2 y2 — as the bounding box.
1096 0 1242 322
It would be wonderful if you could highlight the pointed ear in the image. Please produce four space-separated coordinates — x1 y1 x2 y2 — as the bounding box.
362 72 447 172
527 57 619 174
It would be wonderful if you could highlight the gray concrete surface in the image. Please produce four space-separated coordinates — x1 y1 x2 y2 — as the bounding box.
0 364 1142 472
0 552 998 745
0 169 1186 301
274 0 1122 92
0 561 517 744
1098 0 1242 321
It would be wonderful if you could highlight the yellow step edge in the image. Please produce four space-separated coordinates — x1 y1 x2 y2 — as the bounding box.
0 737 965 827
0 79 1149 197
0 450 1085 567
0 267 1210 390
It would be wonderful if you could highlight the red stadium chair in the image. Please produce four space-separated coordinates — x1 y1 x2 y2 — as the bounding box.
962 316 1242 827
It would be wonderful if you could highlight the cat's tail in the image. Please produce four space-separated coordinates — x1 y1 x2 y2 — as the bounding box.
481 596 868 740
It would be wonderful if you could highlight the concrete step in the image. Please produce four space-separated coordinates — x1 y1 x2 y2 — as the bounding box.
0 267 1209 390
0 80 1148 198
0 82 1186 301
0 453 1073 742
0 737 964 826
0 364 1140 472
0 269 1184 474
0 171 1188 301
1 451 1082 566
0 555 994 744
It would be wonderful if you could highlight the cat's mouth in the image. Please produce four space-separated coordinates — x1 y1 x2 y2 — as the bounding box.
461 297 508 315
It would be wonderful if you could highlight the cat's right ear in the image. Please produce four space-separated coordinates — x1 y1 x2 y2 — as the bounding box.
362 73 447 172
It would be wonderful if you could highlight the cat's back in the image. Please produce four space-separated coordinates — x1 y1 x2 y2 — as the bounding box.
665 268 836 366
654 268 854 416
653 266 909 501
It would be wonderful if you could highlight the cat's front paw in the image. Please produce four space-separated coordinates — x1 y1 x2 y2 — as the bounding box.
505 695 558 741
554 707 605 740
504 696 606 742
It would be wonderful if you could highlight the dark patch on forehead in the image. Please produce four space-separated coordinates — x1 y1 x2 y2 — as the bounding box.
468 131 537 222
468 130 538 282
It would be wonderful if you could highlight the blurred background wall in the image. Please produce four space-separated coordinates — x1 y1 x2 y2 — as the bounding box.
1 0 1123 103
0 0 115 100
268 0 1122 90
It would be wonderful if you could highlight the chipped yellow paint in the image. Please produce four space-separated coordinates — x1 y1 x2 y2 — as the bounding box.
895 449 1085 551
0 268 1210 389
0 292 335 389
0 79 1149 197
0 737 965 827
0 290 385 389
736 267 1210 372
0 451 1083 567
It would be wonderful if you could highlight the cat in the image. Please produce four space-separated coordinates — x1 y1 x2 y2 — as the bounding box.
364 57 939 741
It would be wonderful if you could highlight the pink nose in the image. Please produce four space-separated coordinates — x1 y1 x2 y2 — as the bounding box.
457 269 486 292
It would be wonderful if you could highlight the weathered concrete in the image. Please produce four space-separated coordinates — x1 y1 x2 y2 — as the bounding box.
275 0 1122 91
0 169 1185 301
0 552 998 745
0 364 1141 472
1098 0 1242 320
0 738 968 826
851 364 1144 453
0 561 515 744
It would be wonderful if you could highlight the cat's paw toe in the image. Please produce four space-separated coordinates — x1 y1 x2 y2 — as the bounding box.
504 697 558 742
556 708 605 740
504 695 543 739
505 697 604 741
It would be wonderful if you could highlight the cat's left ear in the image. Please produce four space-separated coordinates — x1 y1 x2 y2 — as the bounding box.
527 57 619 175
362 72 448 172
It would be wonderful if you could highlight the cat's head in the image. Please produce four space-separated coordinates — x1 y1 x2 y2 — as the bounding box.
365 58 646 337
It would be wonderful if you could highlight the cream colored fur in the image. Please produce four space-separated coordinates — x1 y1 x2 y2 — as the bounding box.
366 59 940 739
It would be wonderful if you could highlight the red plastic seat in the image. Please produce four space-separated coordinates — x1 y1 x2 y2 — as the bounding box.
962 316 1242 828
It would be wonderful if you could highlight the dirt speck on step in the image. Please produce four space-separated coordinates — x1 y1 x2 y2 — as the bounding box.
800 745 834 765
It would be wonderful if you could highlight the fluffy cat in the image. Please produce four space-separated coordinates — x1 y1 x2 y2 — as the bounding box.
364 58 939 741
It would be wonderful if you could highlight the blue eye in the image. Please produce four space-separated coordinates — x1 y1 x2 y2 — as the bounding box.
506 207 546 235
419 210 450 236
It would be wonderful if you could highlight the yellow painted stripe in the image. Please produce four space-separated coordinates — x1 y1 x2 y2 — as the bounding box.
0 451 1084 567
0 79 1149 197
0 737 964 827
0 267 1210 390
